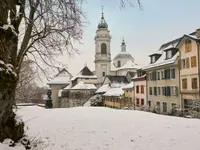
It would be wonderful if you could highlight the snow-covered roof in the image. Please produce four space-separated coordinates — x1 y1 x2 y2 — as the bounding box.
64 83 72 90
71 75 97 81
71 66 97 81
71 81 97 90
132 74 146 80
148 51 162 56
112 60 138 71
186 34 200 40
142 51 179 70
48 76 71 85
103 87 124 97
95 84 110 94
122 82 134 89
48 69 72 85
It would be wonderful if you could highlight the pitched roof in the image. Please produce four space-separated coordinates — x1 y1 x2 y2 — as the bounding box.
47 68 72 85
126 71 135 78
71 66 97 81
143 31 197 70
105 75 129 84
71 81 97 90
103 87 124 97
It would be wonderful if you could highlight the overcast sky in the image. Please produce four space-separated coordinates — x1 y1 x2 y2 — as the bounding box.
44 0 200 85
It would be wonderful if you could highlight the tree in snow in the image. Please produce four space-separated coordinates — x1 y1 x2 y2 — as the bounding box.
0 0 141 143
90 95 103 107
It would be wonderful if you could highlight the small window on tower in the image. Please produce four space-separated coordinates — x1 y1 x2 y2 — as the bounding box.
101 43 107 54
103 72 105 76
118 61 121 67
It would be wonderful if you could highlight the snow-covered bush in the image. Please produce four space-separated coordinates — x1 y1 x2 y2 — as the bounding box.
90 94 103 106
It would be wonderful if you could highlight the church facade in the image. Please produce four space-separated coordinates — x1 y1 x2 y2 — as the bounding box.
94 10 139 86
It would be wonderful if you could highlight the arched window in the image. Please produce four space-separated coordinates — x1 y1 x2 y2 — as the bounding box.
118 61 121 67
101 43 107 54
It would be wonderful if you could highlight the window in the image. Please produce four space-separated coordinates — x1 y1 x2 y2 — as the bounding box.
136 86 139 93
101 43 107 54
171 86 177 96
157 72 160 80
154 87 157 96
152 71 157 80
185 39 192 53
156 102 160 113
136 98 140 106
191 56 197 68
161 71 165 79
192 78 198 89
117 61 121 67
182 59 186 69
141 99 144 105
171 68 175 79
164 86 171 96
186 57 190 68
182 78 187 89
158 87 161 95
163 102 167 113
141 85 144 94
102 72 105 76
151 56 156 63
164 69 170 79
162 87 166 96
150 73 152 81
166 50 172 59
149 87 152 95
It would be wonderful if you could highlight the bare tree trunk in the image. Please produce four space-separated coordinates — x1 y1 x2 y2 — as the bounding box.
0 0 24 142
0 76 24 142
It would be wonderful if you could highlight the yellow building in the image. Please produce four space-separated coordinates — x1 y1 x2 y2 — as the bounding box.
103 87 124 109
122 82 134 108
177 29 200 109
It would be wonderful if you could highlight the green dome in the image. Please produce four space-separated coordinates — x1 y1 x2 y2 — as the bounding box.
114 52 133 60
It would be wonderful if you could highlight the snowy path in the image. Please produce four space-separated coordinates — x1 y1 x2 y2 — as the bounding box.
2 106 200 150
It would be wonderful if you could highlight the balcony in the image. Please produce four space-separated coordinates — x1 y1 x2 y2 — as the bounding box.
95 53 111 62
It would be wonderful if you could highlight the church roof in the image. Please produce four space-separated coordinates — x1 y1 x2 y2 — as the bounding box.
98 9 108 29
113 39 134 60
113 52 134 60
71 66 97 81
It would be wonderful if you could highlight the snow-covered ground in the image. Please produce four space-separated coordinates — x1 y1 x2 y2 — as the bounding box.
1 106 200 150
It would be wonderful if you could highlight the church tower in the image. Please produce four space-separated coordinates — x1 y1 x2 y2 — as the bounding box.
94 7 111 85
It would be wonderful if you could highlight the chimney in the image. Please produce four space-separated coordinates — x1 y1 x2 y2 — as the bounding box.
196 28 200 38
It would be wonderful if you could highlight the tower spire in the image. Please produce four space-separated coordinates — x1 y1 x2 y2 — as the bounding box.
121 38 126 52
101 5 104 19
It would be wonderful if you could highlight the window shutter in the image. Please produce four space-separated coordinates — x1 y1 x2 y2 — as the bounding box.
155 71 157 80
164 70 167 79
186 57 190 68
165 87 167 96
168 86 171 96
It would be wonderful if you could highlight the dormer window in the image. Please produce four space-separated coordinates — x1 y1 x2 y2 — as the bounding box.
166 50 172 59
151 56 156 63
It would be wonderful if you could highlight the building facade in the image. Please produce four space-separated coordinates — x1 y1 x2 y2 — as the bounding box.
133 69 147 109
143 39 181 114
178 29 200 109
